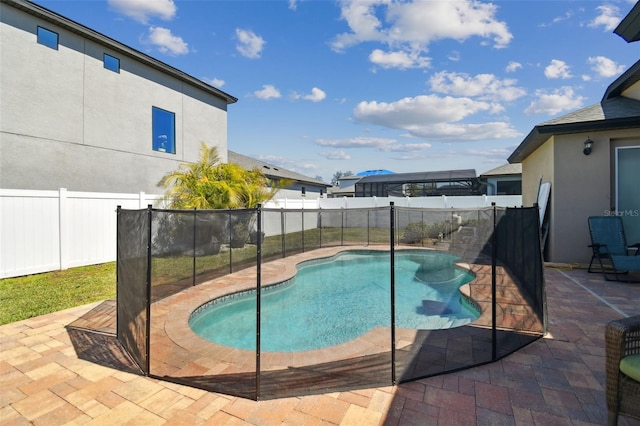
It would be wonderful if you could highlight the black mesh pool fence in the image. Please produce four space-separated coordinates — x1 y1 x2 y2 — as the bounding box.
115 204 545 400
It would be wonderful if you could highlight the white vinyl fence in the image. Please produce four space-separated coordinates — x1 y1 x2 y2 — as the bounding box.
265 194 523 210
1 189 521 279
1 188 164 279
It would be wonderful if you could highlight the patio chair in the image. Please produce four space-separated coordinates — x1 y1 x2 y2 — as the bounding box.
587 216 640 282
606 315 640 425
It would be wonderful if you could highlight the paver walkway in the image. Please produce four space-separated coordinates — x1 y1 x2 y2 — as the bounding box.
2 266 640 425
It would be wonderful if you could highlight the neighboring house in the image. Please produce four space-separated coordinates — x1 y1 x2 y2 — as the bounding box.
228 151 331 199
0 0 237 194
354 169 482 197
328 175 362 198
328 170 394 198
480 163 522 196
508 58 640 263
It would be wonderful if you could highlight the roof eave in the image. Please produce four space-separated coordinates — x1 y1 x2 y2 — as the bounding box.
602 60 640 100
508 117 640 163
613 1 640 43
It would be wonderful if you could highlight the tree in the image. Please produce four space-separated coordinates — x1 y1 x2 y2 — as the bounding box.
159 143 278 209
331 170 353 186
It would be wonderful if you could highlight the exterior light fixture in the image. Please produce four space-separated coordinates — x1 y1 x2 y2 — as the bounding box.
583 138 594 156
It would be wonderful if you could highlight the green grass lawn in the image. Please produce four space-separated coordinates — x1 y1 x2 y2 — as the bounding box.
0 263 116 325
0 227 398 326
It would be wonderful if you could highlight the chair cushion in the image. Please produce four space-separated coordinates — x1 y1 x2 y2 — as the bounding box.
620 354 640 382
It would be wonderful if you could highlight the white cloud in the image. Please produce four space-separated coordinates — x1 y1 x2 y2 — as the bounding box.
369 49 431 70
320 150 351 160
315 137 432 153
108 0 176 24
524 86 585 115
429 71 526 102
447 51 461 62
544 59 572 79
288 0 297 11
146 27 188 55
256 154 319 173
236 29 265 59
589 4 621 31
315 137 396 150
331 0 512 57
352 95 520 141
552 10 574 24
506 61 522 73
254 84 281 100
386 143 432 152
292 87 327 102
587 56 626 78
203 77 225 87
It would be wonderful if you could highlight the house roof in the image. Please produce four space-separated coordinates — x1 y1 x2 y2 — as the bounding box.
357 169 476 184
356 169 395 176
5 0 237 105
481 163 522 177
228 151 331 188
508 60 640 163
614 1 640 42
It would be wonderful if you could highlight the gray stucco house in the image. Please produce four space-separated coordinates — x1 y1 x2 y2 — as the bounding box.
0 0 237 194
508 60 640 264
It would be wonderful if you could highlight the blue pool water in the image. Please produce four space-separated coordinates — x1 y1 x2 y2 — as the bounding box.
189 250 479 352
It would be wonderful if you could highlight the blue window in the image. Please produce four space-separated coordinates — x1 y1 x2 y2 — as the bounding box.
103 54 120 73
37 26 58 50
152 107 175 154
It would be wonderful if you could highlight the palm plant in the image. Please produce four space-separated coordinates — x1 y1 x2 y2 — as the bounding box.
158 143 278 210
158 143 286 248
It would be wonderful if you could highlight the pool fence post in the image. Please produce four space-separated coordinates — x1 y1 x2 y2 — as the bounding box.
116 205 121 343
228 210 233 274
491 202 497 361
145 204 153 374
390 202 396 385
319 207 322 248
280 208 285 258
256 205 262 400
367 209 370 245
301 207 305 253
341 208 344 246
192 208 197 287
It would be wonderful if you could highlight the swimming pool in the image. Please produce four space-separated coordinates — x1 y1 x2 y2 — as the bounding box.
189 250 479 352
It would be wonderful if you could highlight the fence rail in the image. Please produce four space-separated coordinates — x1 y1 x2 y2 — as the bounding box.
0 188 521 279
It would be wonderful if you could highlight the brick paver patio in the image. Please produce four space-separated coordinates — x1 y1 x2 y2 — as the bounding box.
2 263 640 425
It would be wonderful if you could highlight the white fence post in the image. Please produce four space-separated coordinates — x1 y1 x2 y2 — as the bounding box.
59 188 68 270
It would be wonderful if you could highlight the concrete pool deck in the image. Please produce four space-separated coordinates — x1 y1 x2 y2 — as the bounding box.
2 251 640 424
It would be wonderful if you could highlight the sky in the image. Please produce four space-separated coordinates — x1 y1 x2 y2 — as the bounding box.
35 0 639 183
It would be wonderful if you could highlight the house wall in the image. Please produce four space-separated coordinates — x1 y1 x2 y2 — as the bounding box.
551 133 611 264
522 137 554 206
523 130 640 264
0 4 229 194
